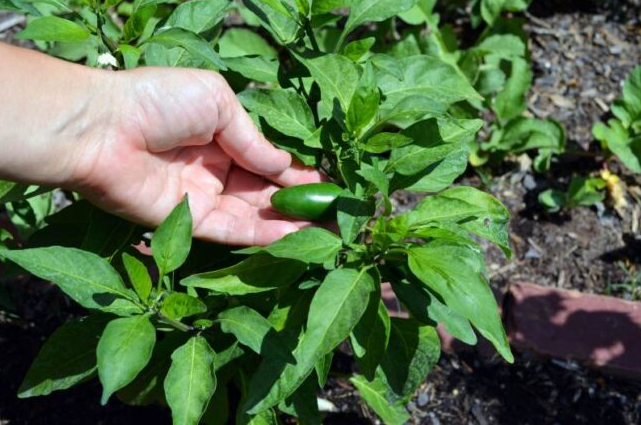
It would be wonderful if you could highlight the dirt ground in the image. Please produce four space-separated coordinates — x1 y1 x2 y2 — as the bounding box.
1 1 641 424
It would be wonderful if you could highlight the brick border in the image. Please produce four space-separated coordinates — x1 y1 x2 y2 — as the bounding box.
382 282 641 379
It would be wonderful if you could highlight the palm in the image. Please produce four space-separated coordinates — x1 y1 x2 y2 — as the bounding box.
74 68 321 245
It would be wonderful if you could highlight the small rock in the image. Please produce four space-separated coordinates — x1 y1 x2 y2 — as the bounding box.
471 401 489 425
524 248 541 260
418 391 430 407
523 174 537 190
428 412 441 425
609 45 623 55
316 398 338 413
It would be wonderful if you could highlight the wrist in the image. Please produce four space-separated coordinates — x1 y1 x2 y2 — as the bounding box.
0 44 120 189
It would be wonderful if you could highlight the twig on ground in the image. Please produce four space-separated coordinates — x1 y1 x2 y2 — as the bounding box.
0 15 25 34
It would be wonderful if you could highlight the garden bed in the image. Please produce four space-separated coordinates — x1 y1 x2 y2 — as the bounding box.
2 0 641 424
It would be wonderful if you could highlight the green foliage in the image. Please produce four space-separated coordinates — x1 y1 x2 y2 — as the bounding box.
164 336 217 425
17 16 90 42
538 176 606 213
18 315 109 398
0 1 523 423
97 315 156 404
593 66 641 173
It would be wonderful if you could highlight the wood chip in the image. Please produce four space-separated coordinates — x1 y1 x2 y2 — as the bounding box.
595 97 610 112
550 94 576 109
0 15 24 33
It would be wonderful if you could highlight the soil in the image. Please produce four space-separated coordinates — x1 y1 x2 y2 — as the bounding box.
2 1 641 424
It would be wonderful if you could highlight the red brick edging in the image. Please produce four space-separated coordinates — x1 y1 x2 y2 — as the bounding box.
383 282 641 379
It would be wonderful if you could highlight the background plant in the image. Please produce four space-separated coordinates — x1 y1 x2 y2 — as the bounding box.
0 1 516 424
593 65 641 174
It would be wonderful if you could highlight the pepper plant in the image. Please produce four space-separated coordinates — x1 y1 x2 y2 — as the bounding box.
0 0 514 424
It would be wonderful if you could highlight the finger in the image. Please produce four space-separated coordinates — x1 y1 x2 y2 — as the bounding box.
194 210 300 246
216 182 312 226
266 159 327 188
213 77 292 176
223 166 278 209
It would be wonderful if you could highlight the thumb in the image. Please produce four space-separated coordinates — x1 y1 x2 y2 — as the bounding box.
127 67 291 176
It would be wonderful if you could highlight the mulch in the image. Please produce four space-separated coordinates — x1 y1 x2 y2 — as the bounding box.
2 1 641 424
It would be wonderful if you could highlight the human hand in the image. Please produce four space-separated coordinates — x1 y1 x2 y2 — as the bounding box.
67 67 323 246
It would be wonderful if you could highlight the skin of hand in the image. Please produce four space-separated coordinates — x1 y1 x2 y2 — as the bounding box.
0 43 324 246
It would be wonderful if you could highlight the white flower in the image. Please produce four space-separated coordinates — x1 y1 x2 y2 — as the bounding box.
97 52 118 68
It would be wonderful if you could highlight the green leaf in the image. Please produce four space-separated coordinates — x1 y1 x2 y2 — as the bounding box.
484 117 565 172
346 62 380 136
218 306 295 363
245 267 377 413
235 228 342 264
97 315 157 404
165 0 231 34
284 375 321 424
397 0 437 27
361 133 413 154
378 318 440 399
0 247 139 312
392 280 477 345
224 57 280 83
480 0 529 25
16 16 89 42
0 0 40 14
343 37 375 61
243 0 301 44
565 176 606 208
311 0 346 14
0 181 48 204
337 191 376 244
408 244 513 362
378 55 482 107
622 66 641 120
164 336 217 425
408 186 511 256
117 332 185 406
151 196 193 278
299 53 360 111
356 163 389 198
350 375 410 425
538 189 565 213
238 89 316 140
123 0 157 42
474 34 526 58
80 207 138 260
0 229 11 244
122 253 152 304
388 119 480 193
376 95 448 129
315 352 333 387
148 28 227 71
370 53 404 81
480 0 503 25
18 315 109 398
161 292 207 319
593 120 641 173
494 57 532 121
218 28 277 58
351 297 390 380
119 44 141 69
181 254 306 295
343 0 418 37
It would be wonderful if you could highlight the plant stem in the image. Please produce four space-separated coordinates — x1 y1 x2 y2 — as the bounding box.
303 18 320 52
158 313 193 333
334 27 350 53
95 9 119 56
157 273 165 292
